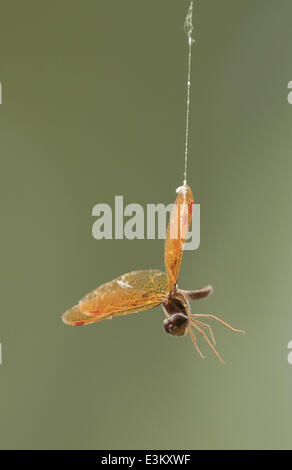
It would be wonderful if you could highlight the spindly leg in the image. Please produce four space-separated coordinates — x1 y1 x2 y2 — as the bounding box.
182 285 213 300
192 314 245 334
188 328 206 360
190 321 225 364
195 320 216 346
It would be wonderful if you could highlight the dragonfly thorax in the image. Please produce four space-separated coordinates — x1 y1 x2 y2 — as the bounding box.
162 291 189 337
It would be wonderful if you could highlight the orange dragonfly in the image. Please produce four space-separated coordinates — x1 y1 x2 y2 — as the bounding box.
62 184 244 363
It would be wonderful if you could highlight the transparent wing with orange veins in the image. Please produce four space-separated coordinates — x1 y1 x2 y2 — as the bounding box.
164 184 194 291
62 269 168 326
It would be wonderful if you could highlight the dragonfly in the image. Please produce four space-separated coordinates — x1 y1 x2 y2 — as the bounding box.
62 184 244 363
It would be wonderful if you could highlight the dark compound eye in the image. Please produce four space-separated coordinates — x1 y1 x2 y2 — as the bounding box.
163 313 189 337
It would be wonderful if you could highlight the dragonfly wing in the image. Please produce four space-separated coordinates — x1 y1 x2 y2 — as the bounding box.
62 269 168 326
164 185 194 291
62 304 100 326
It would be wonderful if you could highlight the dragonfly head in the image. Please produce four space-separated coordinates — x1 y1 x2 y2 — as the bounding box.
163 313 189 337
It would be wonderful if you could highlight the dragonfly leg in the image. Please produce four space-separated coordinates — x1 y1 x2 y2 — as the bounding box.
190 320 225 364
192 314 245 334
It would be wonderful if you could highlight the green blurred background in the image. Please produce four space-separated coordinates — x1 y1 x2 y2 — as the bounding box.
0 0 292 450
